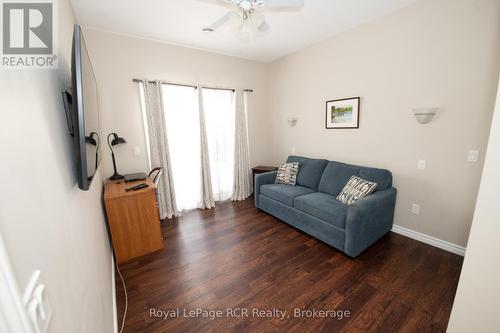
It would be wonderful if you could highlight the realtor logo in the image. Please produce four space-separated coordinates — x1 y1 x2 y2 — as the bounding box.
1 0 57 68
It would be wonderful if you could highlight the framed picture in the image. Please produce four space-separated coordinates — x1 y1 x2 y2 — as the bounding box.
325 97 360 129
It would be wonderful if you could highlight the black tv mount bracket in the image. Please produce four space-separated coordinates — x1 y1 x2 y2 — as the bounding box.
62 89 75 136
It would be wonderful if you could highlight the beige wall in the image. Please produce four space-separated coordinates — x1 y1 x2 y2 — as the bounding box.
80 0 499 248
0 0 115 332
268 0 500 247
81 29 274 179
447 78 500 331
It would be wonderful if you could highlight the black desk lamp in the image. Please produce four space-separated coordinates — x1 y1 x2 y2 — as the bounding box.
107 133 126 180
85 132 100 172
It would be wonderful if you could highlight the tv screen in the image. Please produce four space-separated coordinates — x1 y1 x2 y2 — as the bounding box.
71 24 100 191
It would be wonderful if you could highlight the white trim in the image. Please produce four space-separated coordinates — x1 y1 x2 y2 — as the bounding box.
392 225 466 256
0 234 35 333
111 255 118 333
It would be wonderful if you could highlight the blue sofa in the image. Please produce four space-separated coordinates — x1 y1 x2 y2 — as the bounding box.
254 156 397 257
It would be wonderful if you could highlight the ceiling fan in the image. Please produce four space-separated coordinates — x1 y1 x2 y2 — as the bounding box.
200 0 304 36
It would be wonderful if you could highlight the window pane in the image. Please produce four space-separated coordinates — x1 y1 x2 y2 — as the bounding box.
203 88 235 201
162 85 201 211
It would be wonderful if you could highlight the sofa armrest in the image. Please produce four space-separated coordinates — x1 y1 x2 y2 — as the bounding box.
254 171 278 208
344 187 397 257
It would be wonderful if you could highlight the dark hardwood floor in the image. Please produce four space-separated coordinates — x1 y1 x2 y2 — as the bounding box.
116 199 463 333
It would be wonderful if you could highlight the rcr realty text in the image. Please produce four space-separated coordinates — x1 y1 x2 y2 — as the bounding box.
149 307 351 321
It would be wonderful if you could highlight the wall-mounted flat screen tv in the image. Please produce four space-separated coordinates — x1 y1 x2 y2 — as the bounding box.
71 24 100 191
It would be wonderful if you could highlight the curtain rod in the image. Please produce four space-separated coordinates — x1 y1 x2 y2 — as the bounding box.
132 78 197 89
132 78 253 93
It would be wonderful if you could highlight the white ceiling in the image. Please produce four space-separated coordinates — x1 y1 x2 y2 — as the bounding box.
70 0 417 63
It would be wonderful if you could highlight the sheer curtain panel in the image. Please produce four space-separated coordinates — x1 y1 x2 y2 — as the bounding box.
197 86 215 209
162 84 202 211
203 88 235 201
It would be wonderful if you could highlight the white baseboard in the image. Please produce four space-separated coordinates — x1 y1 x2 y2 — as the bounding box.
111 255 118 333
391 225 466 256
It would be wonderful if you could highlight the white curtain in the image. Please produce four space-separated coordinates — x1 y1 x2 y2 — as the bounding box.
231 90 252 201
203 88 235 201
198 86 215 209
142 80 178 219
162 84 202 211
138 82 250 212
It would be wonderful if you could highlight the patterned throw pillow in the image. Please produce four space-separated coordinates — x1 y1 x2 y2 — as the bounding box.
275 162 299 186
337 176 378 205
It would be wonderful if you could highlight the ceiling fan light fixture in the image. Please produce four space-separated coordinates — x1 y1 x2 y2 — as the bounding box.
239 0 253 11
201 0 305 37
240 20 252 34
257 20 270 32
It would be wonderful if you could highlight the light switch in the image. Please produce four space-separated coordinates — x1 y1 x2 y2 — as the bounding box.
23 271 52 333
417 160 426 170
291 147 296 154
467 150 479 162
133 147 141 156
411 204 421 215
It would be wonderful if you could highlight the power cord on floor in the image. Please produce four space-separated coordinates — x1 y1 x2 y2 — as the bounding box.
115 260 128 333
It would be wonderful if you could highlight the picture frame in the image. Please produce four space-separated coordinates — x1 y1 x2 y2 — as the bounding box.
325 97 360 129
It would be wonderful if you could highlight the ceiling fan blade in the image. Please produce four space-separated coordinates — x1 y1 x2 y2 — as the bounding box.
204 11 241 31
262 0 304 8
249 12 270 33
196 0 237 10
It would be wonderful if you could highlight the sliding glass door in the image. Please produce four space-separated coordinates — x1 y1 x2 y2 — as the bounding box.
137 83 236 212
202 88 235 201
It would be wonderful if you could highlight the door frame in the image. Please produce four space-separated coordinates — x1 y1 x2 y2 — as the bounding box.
0 232 34 333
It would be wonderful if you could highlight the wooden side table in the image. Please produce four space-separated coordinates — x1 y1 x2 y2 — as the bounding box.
104 178 164 264
252 165 278 178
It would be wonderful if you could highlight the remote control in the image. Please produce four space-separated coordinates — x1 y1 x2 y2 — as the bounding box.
125 183 149 191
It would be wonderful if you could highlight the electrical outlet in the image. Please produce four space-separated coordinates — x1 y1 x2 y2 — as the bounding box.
467 150 479 162
411 204 421 215
291 147 296 154
133 146 141 156
417 160 426 170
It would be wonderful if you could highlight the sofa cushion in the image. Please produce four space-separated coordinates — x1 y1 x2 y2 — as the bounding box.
318 161 361 197
286 156 328 190
260 184 315 207
294 192 348 229
358 167 392 190
318 161 393 196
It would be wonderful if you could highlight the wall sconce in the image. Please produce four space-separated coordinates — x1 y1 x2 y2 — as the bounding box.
287 117 298 127
413 108 438 124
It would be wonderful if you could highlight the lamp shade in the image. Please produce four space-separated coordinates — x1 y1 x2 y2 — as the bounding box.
413 108 438 124
110 133 126 146
85 132 98 146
